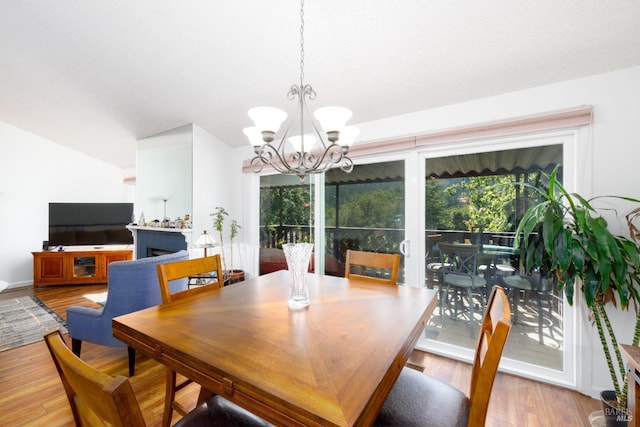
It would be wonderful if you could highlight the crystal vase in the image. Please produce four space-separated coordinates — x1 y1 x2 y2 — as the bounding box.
283 243 313 309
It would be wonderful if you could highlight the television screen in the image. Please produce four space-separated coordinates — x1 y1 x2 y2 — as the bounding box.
48 202 134 246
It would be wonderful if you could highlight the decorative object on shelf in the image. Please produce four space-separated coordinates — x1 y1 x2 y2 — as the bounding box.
283 242 313 309
211 207 244 284
193 230 216 257
243 0 358 178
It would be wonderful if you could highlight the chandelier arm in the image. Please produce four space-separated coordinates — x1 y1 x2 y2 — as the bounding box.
252 143 296 175
302 92 329 151
310 143 346 171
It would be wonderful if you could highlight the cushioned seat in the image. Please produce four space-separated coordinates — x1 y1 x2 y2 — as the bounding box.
374 366 470 427
174 395 273 427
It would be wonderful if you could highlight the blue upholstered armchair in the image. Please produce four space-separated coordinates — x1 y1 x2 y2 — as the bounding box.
67 250 189 376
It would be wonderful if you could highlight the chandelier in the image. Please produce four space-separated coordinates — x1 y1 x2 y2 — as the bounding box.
243 0 358 178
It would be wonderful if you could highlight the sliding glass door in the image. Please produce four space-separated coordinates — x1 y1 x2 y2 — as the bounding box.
323 160 406 281
254 130 578 387
421 144 565 370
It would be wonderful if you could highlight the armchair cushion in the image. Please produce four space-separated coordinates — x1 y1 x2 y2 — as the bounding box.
67 250 190 348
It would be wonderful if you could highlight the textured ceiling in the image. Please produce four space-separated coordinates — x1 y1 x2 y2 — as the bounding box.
1 1 639 169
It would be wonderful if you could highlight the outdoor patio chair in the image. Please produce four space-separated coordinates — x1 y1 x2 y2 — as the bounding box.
503 271 556 345
437 242 488 337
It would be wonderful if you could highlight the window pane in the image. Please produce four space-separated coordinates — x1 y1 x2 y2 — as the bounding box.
324 161 405 280
259 175 314 275
424 145 564 371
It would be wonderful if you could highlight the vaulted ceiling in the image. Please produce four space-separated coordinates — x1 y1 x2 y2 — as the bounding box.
1 1 639 169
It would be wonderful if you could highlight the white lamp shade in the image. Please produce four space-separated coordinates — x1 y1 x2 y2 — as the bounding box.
194 230 216 248
243 127 264 147
338 126 360 147
248 107 287 133
288 134 317 152
313 106 352 132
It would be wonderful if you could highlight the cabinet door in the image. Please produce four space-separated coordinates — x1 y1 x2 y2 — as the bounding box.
100 252 132 280
34 254 66 284
71 254 99 283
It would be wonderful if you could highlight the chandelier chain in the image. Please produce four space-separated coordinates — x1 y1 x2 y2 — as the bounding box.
299 0 305 87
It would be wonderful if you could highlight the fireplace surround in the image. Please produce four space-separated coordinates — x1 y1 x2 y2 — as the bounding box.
127 225 192 259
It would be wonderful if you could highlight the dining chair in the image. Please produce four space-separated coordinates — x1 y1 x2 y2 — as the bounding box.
374 285 512 427
437 243 488 337
344 249 401 285
156 254 225 427
43 328 219 427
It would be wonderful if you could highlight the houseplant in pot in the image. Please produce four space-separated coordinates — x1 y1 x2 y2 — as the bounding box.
512 166 640 426
211 207 244 284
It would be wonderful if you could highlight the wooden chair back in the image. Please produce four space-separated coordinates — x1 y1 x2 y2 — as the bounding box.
467 285 512 427
344 250 401 285
44 328 146 427
157 255 224 304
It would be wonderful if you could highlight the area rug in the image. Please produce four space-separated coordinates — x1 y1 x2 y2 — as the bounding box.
0 296 67 352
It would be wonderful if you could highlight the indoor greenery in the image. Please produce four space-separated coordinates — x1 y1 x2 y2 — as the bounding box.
211 207 241 273
513 166 640 409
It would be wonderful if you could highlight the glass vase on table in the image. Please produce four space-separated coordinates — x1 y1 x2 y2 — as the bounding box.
283 243 313 309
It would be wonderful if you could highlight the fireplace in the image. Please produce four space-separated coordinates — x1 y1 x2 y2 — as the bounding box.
147 248 176 257
127 225 192 259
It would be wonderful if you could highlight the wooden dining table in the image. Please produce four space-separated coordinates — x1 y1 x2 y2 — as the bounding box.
112 270 437 426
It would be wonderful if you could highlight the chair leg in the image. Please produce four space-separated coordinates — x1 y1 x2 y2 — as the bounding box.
197 386 214 405
163 368 177 427
127 346 136 377
438 285 446 326
466 288 475 338
71 338 82 357
536 295 544 345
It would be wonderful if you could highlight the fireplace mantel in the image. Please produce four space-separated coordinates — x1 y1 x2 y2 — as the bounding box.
127 225 193 259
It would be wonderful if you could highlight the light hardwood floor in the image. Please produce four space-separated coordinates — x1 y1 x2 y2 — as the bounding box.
0 284 600 426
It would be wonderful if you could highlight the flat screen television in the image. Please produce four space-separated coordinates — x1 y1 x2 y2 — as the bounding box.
48 202 134 247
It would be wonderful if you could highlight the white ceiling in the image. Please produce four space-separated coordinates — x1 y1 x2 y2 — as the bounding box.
1 1 639 169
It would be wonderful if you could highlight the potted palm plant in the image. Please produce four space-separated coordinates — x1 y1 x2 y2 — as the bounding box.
211 207 244 284
513 166 640 426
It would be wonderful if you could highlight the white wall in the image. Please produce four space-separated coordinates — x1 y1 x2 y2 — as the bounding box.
136 124 193 222
192 124 242 270
0 121 130 287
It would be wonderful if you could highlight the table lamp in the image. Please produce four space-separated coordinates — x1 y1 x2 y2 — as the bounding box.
193 230 216 257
